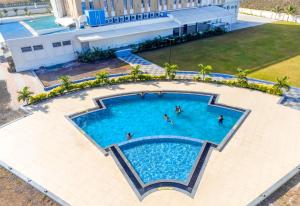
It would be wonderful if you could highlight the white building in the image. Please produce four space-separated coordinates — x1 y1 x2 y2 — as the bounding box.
2 0 239 72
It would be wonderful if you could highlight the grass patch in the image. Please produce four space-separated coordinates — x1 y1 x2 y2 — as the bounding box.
139 22 300 87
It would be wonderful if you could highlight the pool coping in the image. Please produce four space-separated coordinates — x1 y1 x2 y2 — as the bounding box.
109 136 217 200
66 90 250 199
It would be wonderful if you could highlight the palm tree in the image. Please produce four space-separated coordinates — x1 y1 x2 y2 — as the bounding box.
95 71 109 84
3 9 8 17
285 5 297 21
236 68 249 85
273 76 290 92
130 65 142 81
59 75 72 91
272 5 282 19
24 7 29 16
13 8 18 16
17 86 34 104
164 63 178 80
198 64 213 80
0 11 3 22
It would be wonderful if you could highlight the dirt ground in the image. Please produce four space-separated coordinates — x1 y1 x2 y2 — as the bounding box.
0 80 26 126
35 58 131 87
259 172 300 206
0 167 59 206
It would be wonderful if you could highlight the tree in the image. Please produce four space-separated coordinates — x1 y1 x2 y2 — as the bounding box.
130 65 142 81
236 68 249 85
17 86 34 104
13 8 18 16
0 11 3 21
198 64 212 80
24 7 30 16
273 76 290 92
95 71 109 84
164 63 178 80
59 75 72 91
3 9 8 17
272 5 283 18
285 5 297 21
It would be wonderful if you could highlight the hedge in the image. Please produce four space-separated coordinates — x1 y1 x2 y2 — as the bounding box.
28 74 283 104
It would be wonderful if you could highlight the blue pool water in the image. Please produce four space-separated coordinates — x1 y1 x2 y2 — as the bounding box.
24 16 62 31
73 93 244 148
0 22 32 40
120 138 202 184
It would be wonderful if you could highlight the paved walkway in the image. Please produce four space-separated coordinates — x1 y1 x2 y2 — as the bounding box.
0 62 44 109
116 50 300 111
231 13 277 31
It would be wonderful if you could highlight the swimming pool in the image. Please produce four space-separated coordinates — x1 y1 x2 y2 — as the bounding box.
71 91 248 198
120 137 202 184
24 16 62 31
72 92 245 149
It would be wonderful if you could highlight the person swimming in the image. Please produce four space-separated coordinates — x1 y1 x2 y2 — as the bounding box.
175 106 182 115
127 133 133 140
218 115 224 124
139 92 145 98
164 114 174 124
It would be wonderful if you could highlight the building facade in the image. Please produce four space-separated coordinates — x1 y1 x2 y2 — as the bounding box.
5 0 239 72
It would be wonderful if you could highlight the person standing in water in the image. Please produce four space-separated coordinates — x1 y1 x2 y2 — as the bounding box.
218 115 224 124
127 133 133 140
175 106 182 115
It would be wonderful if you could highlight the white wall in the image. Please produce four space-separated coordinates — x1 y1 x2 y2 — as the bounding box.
7 24 173 72
0 5 50 17
89 29 173 49
7 31 79 72
239 8 300 23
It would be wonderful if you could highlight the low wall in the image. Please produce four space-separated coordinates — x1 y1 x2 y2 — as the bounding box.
239 8 300 23
0 4 50 17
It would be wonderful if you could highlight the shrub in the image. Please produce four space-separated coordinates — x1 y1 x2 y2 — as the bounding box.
77 48 116 63
132 28 227 53
29 93 47 104
164 63 178 80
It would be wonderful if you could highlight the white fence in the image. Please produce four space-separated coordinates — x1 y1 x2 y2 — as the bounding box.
239 8 300 23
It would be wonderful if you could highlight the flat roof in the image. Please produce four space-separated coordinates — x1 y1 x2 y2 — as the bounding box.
77 21 180 42
170 6 232 25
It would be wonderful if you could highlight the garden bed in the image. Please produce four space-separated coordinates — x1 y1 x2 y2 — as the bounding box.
34 58 131 87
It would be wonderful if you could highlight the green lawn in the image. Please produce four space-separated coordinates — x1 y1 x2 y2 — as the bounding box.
139 22 300 87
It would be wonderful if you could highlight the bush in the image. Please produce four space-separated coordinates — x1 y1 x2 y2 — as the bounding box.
132 28 227 53
77 48 116 63
29 93 48 104
29 72 283 105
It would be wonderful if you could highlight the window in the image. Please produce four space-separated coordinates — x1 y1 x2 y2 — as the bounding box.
33 45 43 51
52 42 62 48
21 46 32 53
62 40 71 46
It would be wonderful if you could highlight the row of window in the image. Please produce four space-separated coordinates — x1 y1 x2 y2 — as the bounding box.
21 40 72 53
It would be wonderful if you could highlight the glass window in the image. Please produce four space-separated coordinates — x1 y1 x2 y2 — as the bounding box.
62 40 71 46
33 45 43 51
52 42 62 48
21 46 32 53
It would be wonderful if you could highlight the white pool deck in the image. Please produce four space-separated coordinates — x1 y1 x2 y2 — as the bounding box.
0 82 299 206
